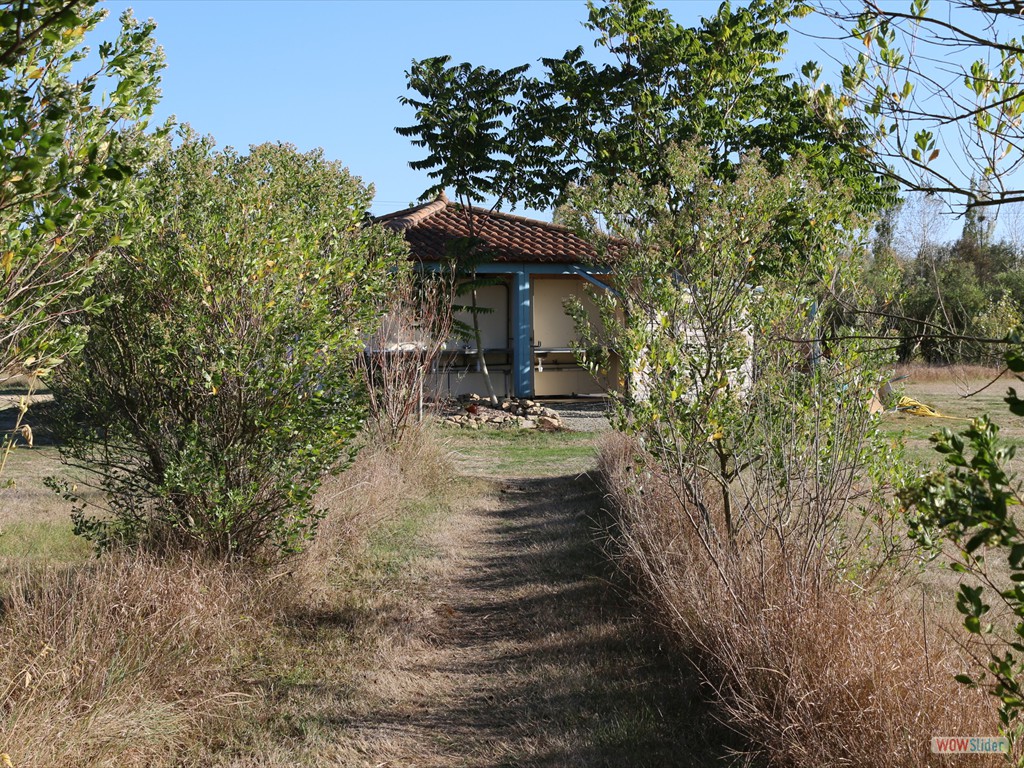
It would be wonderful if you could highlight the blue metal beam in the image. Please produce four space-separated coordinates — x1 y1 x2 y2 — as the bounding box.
415 261 612 279
569 266 620 297
471 262 610 276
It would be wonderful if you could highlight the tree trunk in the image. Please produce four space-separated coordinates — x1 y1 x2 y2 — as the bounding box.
470 275 499 405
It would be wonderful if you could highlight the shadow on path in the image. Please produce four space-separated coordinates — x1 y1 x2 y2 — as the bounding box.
339 470 730 767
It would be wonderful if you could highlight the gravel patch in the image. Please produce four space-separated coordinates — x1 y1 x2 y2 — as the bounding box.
540 399 612 432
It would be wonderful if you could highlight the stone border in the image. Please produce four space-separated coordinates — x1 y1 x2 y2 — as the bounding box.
440 394 564 431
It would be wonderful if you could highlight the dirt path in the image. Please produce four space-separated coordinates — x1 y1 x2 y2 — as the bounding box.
342 458 717 767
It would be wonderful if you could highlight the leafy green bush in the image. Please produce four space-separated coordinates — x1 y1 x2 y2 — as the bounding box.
0 1 164 481
49 132 405 559
564 147 908 579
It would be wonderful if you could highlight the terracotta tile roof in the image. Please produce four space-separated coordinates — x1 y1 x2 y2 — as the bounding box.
376 192 612 265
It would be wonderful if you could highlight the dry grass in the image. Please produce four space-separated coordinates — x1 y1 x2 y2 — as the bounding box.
198 426 459 764
291 426 452 603
0 425 455 767
0 555 284 767
598 432 1001 768
892 362 1009 384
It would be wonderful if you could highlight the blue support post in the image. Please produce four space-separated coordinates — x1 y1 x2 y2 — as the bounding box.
512 269 533 398
419 260 615 400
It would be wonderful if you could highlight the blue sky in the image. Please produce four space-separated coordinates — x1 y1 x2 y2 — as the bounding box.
96 0 849 219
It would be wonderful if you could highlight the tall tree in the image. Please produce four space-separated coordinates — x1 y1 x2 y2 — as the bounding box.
398 0 892 218
523 0 890 212
0 0 163 480
397 58 529 404
397 56 527 207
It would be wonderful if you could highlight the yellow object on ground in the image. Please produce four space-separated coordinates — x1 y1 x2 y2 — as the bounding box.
895 396 951 418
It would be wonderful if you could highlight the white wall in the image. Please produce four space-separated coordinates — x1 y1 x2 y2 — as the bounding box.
446 283 509 352
531 277 610 396
531 277 602 350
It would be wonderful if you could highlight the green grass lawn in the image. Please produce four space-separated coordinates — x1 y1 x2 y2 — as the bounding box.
870 370 1024 605
878 372 1024 470
0 445 93 567
440 427 602 478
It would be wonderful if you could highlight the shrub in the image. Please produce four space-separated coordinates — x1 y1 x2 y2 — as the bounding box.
565 145 991 763
49 132 406 558
563 146 907 578
599 434 997 767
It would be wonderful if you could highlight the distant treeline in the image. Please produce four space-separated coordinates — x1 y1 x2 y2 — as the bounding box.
870 197 1024 365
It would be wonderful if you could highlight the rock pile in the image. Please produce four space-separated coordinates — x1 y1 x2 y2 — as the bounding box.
441 394 564 431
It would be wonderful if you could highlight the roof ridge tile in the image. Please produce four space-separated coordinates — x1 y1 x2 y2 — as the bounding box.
447 201 581 238
377 192 449 232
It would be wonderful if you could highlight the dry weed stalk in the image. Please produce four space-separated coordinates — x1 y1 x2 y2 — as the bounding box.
599 433 998 768
358 272 456 445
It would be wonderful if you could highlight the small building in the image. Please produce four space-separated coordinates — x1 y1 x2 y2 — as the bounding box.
377 193 618 399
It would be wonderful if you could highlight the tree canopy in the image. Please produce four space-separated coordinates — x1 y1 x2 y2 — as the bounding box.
0 0 164 382
399 0 893 215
